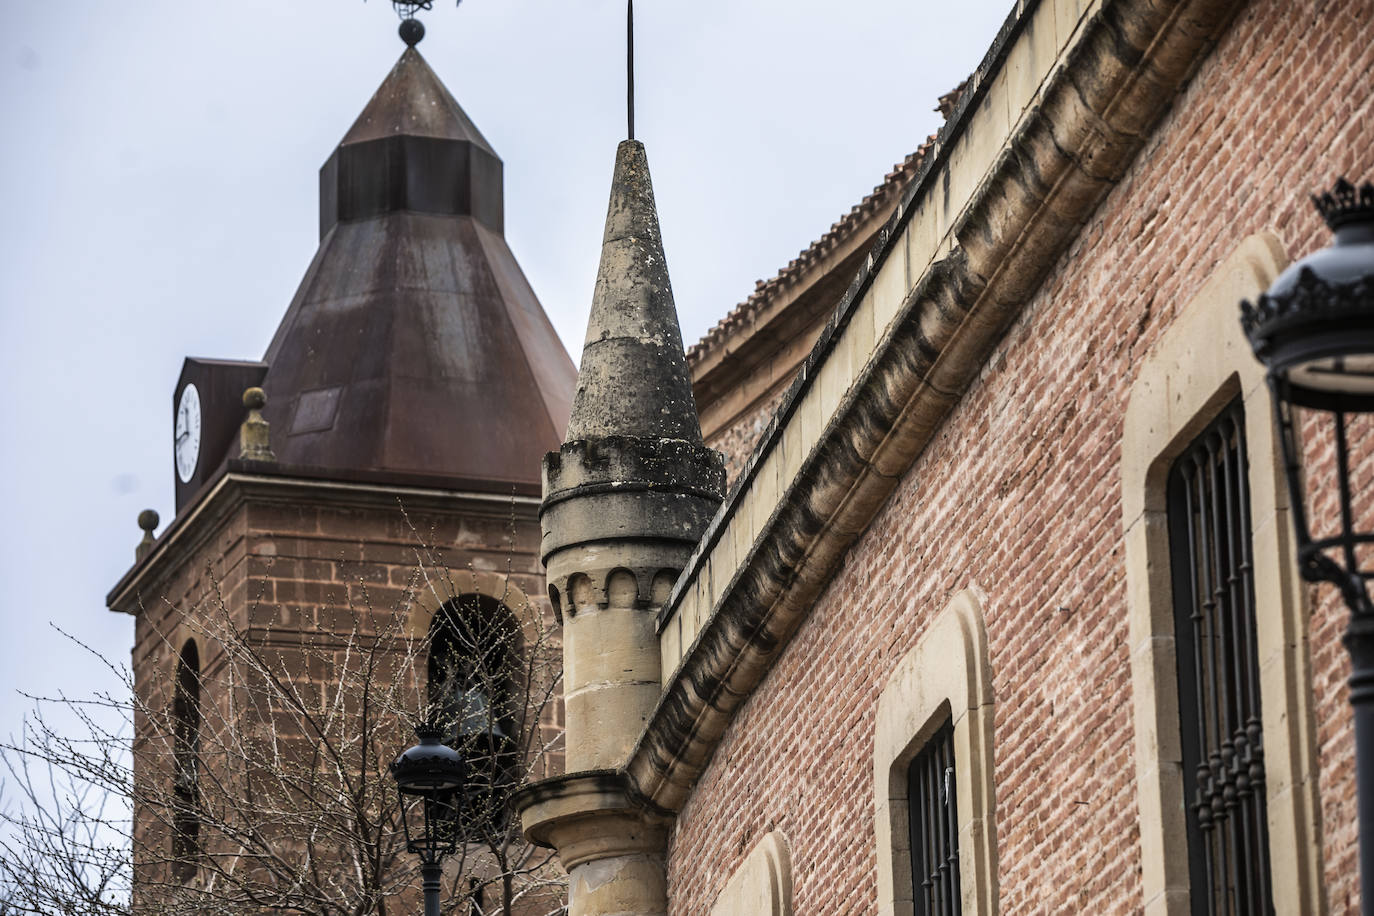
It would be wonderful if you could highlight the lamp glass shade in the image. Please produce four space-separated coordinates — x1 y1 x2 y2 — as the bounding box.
1289 353 1374 398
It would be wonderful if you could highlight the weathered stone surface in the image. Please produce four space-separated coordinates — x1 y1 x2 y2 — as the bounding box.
518 138 725 916
566 141 703 445
541 436 726 594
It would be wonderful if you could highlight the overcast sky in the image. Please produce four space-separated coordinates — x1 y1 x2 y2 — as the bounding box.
0 1 1010 756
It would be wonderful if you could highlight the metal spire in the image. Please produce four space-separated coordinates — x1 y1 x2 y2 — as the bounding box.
627 0 635 141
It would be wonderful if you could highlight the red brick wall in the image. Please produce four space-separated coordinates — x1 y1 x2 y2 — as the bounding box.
707 384 792 487
666 0 1373 911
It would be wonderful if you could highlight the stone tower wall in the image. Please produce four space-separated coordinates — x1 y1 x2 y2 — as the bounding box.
125 484 560 904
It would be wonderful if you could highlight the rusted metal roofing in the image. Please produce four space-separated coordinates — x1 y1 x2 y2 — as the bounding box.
339 47 496 152
250 48 575 494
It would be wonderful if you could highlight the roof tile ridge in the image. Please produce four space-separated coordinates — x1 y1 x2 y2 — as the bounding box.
687 139 933 366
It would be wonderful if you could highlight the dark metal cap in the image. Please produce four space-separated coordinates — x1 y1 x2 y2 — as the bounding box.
390 724 466 795
320 48 502 238
1241 178 1374 410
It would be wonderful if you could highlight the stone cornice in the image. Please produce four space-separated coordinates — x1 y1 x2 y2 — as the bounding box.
631 0 1245 812
513 770 673 870
106 468 540 615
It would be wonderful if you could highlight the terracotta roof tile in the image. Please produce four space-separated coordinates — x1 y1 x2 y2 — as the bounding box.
687 140 934 366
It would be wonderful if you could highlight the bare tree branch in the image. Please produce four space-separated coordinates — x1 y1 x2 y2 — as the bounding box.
0 516 565 916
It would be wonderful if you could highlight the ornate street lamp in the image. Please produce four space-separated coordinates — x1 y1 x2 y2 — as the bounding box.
390 723 467 916
1240 177 1374 913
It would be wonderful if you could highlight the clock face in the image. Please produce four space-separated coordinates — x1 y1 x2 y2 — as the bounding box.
175 384 202 484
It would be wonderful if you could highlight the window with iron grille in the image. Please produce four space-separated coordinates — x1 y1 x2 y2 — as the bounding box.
908 719 960 916
1167 399 1274 915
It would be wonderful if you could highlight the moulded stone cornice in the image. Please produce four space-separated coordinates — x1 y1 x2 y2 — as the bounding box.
106 469 539 616
629 0 1245 813
512 770 673 870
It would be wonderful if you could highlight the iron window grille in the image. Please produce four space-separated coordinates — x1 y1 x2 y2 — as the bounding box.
1167 399 1274 915
908 718 960 916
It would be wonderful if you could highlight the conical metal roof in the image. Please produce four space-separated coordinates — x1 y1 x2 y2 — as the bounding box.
255 48 575 493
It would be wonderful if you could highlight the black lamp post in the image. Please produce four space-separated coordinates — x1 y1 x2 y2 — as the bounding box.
391 723 467 916
1240 177 1374 913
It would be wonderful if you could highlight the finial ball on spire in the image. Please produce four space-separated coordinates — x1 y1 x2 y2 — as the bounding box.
399 17 425 46
243 387 267 410
138 509 160 533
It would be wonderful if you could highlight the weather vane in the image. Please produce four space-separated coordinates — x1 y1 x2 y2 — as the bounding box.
372 0 462 47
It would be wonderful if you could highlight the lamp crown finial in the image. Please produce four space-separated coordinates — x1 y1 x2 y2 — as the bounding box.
1312 177 1374 231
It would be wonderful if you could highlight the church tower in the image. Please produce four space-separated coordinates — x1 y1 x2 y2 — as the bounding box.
517 141 725 915
107 35 575 911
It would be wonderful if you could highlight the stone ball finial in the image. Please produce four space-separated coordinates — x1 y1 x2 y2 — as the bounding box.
399 18 425 46
135 509 159 562
240 387 276 462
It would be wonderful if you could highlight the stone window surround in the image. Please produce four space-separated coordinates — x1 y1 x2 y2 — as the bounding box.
709 830 793 916
1121 232 1325 915
874 588 998 916
406 568 536 642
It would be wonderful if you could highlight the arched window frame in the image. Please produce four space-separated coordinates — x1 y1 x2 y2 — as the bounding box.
171 638 201 881
874 589 997 916
426 592 523 834
709 830 793 916
1121 233 1324 914
428 594 521 742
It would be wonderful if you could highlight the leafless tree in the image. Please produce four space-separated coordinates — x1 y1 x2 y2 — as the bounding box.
0 529 565 916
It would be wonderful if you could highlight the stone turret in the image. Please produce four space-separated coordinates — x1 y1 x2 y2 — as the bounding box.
542 139 724 768
522 139 724 916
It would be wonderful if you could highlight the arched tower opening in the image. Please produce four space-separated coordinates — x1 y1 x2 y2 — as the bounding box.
427 594 522 835
171 639 201 881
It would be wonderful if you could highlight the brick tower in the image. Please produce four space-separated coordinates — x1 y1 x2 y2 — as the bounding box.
107 42 575 912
